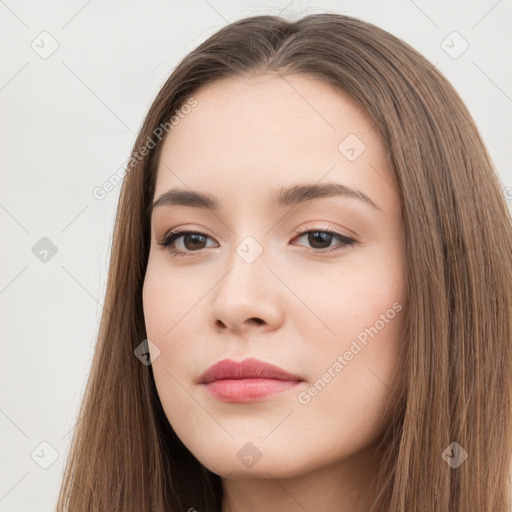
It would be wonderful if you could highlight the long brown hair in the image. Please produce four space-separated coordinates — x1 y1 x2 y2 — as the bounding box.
56 13 512 512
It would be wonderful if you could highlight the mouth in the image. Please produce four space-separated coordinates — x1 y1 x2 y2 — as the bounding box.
198 357 305 403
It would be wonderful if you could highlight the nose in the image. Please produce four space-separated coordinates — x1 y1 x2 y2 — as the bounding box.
209 248 285 335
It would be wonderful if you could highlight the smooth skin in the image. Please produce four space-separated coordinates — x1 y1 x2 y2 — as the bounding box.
142 73 407 512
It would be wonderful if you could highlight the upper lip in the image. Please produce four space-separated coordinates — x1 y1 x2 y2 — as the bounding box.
198 357 304 384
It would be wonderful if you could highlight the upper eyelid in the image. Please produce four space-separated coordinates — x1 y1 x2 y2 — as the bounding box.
161 219 355 236
162 226 351 240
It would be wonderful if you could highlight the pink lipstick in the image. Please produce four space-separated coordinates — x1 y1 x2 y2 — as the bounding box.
198 357 304 402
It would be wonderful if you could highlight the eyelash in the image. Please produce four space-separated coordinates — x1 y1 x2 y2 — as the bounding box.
156 227 356 258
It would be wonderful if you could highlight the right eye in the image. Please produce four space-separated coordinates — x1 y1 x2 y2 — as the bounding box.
156 229 218 257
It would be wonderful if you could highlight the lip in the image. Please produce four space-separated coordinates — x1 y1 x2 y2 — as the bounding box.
198 357 304 402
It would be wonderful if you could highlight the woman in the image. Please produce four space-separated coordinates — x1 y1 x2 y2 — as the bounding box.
56 12 512 512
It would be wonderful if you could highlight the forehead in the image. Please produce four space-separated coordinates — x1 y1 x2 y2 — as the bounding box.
153 73 396 213
162 73 376 153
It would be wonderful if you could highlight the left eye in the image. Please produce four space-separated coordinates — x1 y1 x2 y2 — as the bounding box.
156 228 356 257
292 229 356 252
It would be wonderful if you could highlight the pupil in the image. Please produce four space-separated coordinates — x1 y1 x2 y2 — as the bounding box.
186 234 205 249
309 232 331 249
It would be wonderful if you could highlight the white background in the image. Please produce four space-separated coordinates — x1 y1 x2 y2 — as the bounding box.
1 1 511 510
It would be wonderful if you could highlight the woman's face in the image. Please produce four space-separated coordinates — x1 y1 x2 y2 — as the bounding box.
142 73 407 479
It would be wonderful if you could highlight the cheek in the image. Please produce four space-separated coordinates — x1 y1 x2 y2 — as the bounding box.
301 262 405 382
142 263 182 365
142 256 197 341
142 261 209 388
293 293 405 458
295 249 405 343
294 247 406 413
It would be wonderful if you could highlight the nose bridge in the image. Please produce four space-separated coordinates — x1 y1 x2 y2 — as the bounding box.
209 230 283 330
221 233 270 299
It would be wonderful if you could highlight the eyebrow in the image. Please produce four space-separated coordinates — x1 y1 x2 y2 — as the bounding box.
151 182 380 213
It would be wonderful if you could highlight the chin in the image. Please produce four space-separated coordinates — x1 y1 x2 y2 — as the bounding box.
190 442 314 479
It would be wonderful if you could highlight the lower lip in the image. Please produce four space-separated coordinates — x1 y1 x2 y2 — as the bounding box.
203 378 302 402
